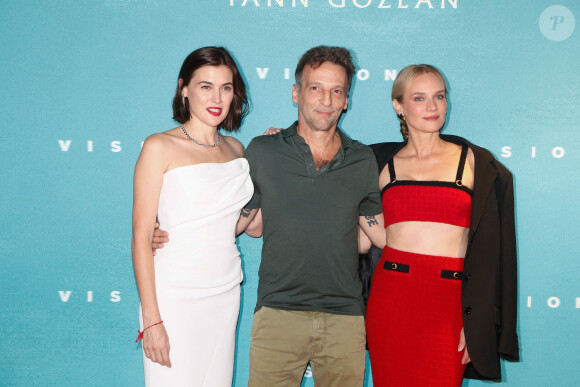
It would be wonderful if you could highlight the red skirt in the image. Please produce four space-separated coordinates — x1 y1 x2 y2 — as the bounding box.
366 246 466 387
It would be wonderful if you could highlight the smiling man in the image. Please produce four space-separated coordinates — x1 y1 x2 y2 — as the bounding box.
238 46 386 386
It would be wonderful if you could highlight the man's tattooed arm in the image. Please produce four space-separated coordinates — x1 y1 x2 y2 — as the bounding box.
359 214 386 249
236 208 261 237
365 215 379 227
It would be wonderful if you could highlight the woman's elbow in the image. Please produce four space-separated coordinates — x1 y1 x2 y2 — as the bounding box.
131 232 153 253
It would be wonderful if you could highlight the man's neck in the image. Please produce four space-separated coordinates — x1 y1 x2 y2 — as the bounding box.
296 123 342 169
296 123 339 152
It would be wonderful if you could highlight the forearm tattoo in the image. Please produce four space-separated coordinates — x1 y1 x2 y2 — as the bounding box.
365 215 379 227
240 208 251 218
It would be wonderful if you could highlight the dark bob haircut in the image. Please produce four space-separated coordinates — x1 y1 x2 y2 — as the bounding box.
294 46 356 91
172 47 249 132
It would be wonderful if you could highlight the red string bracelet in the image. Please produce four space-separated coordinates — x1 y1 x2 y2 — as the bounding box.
136 321 163 342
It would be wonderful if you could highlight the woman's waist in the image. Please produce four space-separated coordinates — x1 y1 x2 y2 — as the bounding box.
386 221 468 258
157 206 243 237
155 238 239 256
158 223 237 247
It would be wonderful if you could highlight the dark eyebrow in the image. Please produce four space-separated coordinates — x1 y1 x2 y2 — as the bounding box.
307 81 345 89
196 81 233 87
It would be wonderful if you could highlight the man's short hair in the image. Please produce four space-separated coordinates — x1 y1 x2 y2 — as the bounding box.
295 46 355 90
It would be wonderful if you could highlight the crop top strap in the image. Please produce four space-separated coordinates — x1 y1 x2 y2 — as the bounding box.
387 159 397 183
455 145 469 186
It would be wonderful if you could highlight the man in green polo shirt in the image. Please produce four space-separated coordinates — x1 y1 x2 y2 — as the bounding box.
238 46 386 386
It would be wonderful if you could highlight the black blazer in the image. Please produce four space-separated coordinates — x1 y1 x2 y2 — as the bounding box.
369 135 519 380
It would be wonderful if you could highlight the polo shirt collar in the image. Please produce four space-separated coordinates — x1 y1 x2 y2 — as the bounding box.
284 120 356 152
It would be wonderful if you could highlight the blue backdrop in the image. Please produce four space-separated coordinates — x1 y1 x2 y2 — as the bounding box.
1 1 578 386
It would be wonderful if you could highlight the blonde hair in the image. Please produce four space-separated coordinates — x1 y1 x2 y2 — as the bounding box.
392 64 447 140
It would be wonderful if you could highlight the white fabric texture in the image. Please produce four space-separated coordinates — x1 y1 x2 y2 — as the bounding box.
140 158 253 386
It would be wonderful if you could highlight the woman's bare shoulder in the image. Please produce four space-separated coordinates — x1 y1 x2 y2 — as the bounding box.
139 130 183 164
144 128 181 147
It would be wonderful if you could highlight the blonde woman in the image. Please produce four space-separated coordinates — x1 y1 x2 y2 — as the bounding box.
364 65 519 386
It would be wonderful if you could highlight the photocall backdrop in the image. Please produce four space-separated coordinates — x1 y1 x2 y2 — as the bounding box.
1 1 578 386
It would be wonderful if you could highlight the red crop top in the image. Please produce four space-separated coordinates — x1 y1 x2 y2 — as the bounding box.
382 145 472 228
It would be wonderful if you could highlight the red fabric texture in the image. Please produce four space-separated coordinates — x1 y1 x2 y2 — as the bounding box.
382 184 471 228
366 246 467 387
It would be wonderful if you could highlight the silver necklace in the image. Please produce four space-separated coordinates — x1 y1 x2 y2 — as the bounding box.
180 124 221 148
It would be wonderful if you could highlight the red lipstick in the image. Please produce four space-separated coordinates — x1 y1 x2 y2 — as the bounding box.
207 107 222 116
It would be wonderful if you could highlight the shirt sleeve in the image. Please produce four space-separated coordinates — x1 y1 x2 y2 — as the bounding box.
359 152 382 216
243 139 261 210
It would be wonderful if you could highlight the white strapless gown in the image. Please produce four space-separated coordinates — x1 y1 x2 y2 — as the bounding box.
140 158 253 387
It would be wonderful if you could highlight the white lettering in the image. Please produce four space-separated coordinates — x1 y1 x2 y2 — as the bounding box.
59 289 123 303
233 0 453 8
384 69 397 81
353 0 372 8
531 146 536 158
111 141 121 152
59 291 72 302
110 291 121 302
256 67 270 79
442 0 457 8
284 68 291 79
304 364 313 377
87 140 93 152
552 147 565 158
58 140 72 151
501 146 511 158
357 69 370 80
547 297 560 308
527 296 580 309
415 0 433 8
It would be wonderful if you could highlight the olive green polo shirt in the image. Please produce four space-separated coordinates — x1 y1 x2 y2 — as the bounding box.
244 122 382 316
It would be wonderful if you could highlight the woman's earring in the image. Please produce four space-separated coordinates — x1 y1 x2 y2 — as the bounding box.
397 113 406 121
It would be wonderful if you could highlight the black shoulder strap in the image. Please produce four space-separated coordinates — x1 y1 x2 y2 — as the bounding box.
456 145 469 182
388 160 396 181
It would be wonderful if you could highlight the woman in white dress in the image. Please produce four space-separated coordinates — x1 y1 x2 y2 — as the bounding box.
132 47 255 386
